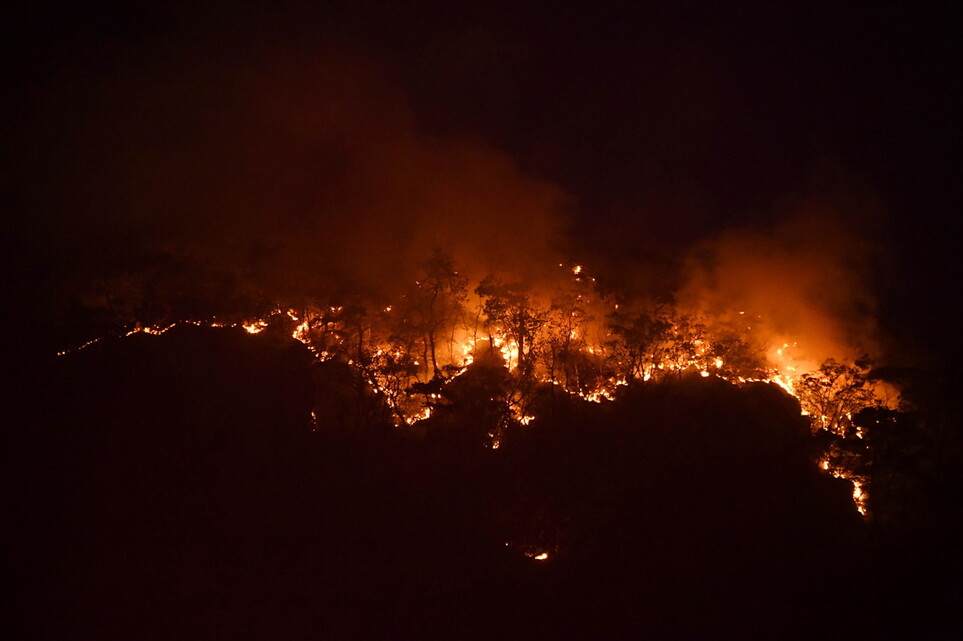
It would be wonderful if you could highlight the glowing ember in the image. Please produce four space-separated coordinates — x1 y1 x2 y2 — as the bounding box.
242 320 268 334
54 256 894 517
852 479 868 517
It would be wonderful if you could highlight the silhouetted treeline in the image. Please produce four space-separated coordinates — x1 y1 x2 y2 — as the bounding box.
8 326 961 640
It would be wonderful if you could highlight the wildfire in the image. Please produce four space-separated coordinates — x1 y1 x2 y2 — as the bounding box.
242 320 268 334
56 258 892 517
506 541 552 561
127 323 176 336
491 335 521 371
405 406 433 425
820 455 870 517
852 479 868 516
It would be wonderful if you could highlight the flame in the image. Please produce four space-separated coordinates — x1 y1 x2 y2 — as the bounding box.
491 335 520 371
851 479 868 517
405 406 433 425
819 455 870 516
242 320 268 334
56 258 893 518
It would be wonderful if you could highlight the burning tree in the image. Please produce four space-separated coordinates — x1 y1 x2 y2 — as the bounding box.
604 306 671 382
795 358 879 436
396 249 469 379
538 276 606 394
708 332 768 381
57 252 900 517
475 276 549 377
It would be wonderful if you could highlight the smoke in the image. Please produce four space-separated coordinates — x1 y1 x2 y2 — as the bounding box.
37 44 568 314
31 36 893 375
676 206 882 372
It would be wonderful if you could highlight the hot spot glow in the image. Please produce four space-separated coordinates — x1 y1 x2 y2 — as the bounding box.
56 259 891 517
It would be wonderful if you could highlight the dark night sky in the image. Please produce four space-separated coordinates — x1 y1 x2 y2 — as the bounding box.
3 1 960 362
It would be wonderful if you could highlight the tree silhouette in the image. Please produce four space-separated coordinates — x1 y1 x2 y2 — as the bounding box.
399 249 469 379
796 358 878 435
475 276 549 377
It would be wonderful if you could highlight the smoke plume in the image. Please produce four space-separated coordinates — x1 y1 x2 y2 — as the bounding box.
36 45 569 315
676 206 882 373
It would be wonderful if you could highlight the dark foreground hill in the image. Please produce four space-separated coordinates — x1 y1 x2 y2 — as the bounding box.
7 326 960 640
